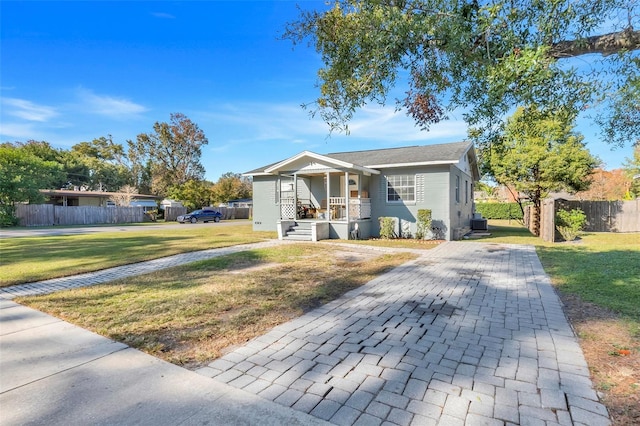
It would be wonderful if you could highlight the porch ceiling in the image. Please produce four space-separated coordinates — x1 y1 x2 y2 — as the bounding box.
264 151 379 176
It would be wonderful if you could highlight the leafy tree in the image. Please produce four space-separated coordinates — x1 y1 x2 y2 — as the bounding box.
0 145 65 226
210 172 252 205
167 179 214 211
285 0 639 147
108 185 138 206
575 168 632 200
129 113 208 196
8 140 74 189
489 107 598 236
70 136 130 191
622 145 640 197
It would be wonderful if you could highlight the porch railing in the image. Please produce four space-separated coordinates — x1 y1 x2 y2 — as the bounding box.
349 198 371 219
281 197 295 219
281 197 371 220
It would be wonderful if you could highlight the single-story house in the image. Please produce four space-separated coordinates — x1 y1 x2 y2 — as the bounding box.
226 198 253 208
244 140 480 241
40 189 161 211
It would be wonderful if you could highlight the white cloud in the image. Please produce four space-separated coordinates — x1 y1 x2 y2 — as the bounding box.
200 101 468 147
76 88 148 118
344 105 468 143
2 98 58 122
0 122 43 140
151 12 175 19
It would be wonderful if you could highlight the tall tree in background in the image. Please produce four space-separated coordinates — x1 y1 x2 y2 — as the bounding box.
0 145 65 226
623 145 640 197
167 179 214 211
210 172 252 206
285 0 639 148
489 107 597 236
129 113 208 196
70 136 130 191
9 140 78 189
576 168 632 200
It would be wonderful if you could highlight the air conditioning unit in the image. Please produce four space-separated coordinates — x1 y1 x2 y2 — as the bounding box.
471 218 488 231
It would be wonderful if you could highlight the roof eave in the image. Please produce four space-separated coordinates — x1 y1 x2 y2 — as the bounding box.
366 160 456 169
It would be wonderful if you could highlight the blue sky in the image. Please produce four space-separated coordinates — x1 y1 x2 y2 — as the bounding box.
1 1 634 183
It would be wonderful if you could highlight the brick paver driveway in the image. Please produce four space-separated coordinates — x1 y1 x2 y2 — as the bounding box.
198 242 610 426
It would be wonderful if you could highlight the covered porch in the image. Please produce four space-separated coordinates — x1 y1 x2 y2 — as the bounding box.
264 151 379 241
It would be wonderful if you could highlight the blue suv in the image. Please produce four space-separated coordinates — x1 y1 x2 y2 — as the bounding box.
177 209 222 223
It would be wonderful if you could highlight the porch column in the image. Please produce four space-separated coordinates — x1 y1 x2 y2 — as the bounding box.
277 175 282 219
325 171 330 222
345 171 350 224
293 173 298 219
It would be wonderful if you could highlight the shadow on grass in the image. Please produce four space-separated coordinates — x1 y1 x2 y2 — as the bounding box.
1 229 271 286
19 245 415 367
537 246 640 320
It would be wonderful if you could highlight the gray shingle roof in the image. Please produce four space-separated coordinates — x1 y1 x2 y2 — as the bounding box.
244 141 472 174
325 141 471 167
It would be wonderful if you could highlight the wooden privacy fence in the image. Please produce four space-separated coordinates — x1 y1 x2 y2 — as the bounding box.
164 206 187 222
16 204 146 227
528 199 640 242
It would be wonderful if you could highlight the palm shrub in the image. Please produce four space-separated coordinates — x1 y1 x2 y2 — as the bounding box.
416 209 432 239
556 208 587 241
378 217 396 239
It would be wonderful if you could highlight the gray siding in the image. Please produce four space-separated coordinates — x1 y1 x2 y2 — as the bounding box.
447 165 474 239
252 176 280 231
370 165 453 239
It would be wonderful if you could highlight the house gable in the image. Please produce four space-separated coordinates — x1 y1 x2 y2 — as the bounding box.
264 151 379 176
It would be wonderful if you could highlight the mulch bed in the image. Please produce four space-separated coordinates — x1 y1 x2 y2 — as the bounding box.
557 291 640 426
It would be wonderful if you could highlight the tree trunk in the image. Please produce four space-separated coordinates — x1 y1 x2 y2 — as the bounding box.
551 29 640 58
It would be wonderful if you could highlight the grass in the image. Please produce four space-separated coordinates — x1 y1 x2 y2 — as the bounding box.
325 238 444 249
9 220 640 423
19 244 416 368
0 223 275 287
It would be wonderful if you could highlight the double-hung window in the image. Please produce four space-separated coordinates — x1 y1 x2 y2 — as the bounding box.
387 175 415 202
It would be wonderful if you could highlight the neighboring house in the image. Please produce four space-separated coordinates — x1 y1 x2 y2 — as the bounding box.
227 198 253 208
40 189 161 211
160 199 184 210
244 141 480 241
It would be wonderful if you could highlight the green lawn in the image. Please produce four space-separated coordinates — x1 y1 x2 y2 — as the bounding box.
19 244 416 367
473 220 640 322
0 224 275 287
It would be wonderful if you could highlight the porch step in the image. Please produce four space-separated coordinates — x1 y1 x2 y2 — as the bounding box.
283 223 313 241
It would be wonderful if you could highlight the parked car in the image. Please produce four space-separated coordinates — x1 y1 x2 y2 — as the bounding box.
177 209 222 223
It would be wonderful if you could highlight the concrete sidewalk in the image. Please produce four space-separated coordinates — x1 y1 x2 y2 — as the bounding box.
0 299 330 426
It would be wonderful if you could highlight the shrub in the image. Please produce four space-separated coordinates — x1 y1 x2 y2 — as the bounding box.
378 217 397 239
475 202 523 220
416 209 432 239
0 205 19 228
555 208 587 241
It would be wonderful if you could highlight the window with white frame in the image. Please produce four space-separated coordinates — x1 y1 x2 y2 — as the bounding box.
455 175 460 203
465 180 469 204
387 174 415 202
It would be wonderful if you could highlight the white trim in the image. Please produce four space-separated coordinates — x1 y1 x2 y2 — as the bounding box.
264 151 380 175
366 160 458 169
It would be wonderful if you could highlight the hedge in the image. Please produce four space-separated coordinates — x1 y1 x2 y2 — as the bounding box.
475 202 524 220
